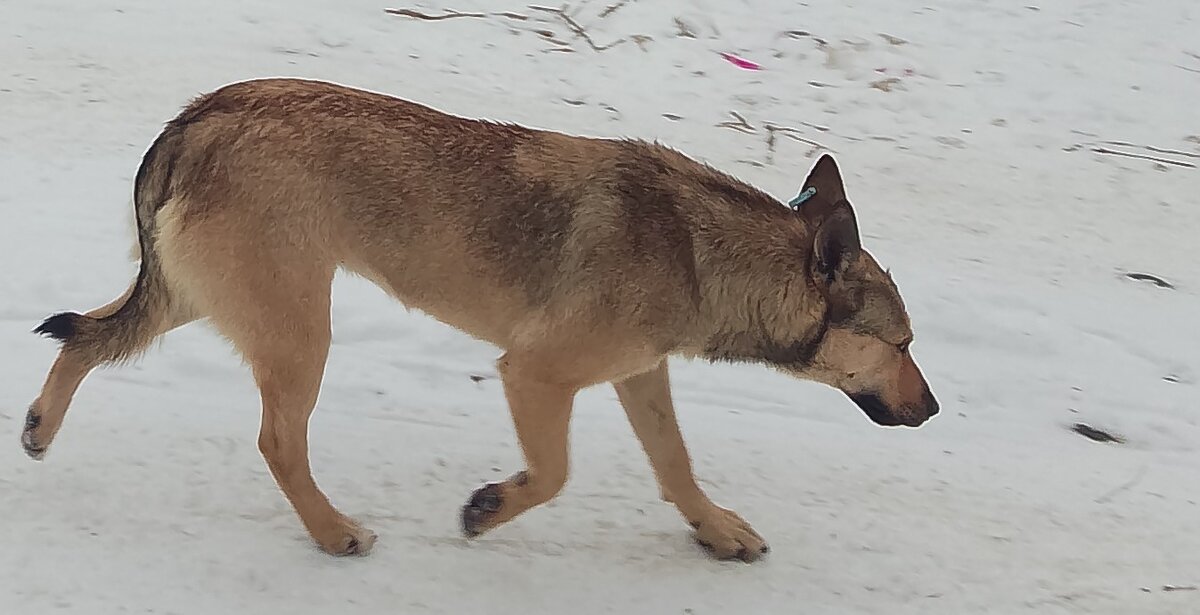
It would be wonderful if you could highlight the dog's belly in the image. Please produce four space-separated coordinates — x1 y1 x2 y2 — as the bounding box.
338 250 538 349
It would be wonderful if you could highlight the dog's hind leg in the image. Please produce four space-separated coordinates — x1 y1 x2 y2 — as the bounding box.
613 360 768 562
247 310 376 557
187 251 374 556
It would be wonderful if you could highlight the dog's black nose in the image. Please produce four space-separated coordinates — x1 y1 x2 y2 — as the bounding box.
923 390 940 417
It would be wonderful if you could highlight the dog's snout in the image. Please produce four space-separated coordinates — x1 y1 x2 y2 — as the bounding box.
849 390 939 428
924 390 940 417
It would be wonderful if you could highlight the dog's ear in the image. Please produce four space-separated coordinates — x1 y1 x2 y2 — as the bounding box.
812 200 862 282
799 155 859 281
801 154 847 205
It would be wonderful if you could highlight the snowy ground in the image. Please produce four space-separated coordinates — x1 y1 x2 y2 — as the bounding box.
2 1 1199 613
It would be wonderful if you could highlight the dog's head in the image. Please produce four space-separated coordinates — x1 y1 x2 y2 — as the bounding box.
784 154 939 427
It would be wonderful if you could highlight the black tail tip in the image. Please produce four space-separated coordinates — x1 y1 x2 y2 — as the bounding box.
34 312 82 342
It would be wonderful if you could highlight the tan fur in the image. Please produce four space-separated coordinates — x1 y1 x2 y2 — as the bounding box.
23 78 937 562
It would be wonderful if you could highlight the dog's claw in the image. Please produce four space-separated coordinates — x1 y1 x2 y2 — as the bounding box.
695 535 767 563
319 522 376 556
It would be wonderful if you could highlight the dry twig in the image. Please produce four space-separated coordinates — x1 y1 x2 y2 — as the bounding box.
870 77 902 92
765 123 827 147
1097 140 1199 160
1067 137 1198 168
599 0 631 18
385 8 485 20
529 4 625 51
1092 147 1195 168
673 17 697 38
715 114 832 164
715 110 756 134
764 123 829 164
385 8 528 21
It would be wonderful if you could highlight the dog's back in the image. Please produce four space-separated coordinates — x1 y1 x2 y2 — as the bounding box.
155 78 778 349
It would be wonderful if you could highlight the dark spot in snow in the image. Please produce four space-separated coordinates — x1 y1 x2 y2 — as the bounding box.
1124 272 1173 289
1070 423 1123 444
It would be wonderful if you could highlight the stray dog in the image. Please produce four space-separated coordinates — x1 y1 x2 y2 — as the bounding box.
22 78 938 563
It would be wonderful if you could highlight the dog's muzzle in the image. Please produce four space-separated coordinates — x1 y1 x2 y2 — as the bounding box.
849 392 938 428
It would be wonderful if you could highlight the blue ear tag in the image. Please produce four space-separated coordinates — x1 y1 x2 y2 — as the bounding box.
788 186 817 211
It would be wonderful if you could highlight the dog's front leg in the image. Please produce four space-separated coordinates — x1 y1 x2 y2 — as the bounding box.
461 351 575 537
614 360 768 563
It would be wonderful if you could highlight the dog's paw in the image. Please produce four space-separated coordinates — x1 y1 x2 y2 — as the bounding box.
691 507 769 563
21 408 47 460
461 482 506 538
317 520 377 557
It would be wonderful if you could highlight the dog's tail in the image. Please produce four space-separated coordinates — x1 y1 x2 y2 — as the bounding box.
34 127 183 365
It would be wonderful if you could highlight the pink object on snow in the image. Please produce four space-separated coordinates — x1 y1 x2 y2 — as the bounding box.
719 52 762 70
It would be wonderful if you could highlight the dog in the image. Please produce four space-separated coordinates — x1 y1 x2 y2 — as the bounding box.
22 78 938 563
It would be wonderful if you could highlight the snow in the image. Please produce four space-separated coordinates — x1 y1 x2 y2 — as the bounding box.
2 0 1198 613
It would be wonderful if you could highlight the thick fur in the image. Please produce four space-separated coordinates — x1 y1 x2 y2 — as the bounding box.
23 78 938 562
34 127 181 365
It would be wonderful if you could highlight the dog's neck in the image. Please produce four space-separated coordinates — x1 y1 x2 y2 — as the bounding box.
687 210 829 368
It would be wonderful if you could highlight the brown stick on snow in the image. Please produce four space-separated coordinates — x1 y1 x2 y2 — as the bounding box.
385 8 528 21
763 123 830 164
716 111 756 134
529 5 626 52
765 123 828 149
385 8 486 20
600 0 632 18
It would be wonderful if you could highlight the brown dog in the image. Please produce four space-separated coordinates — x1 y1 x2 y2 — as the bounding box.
22 78 938 563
